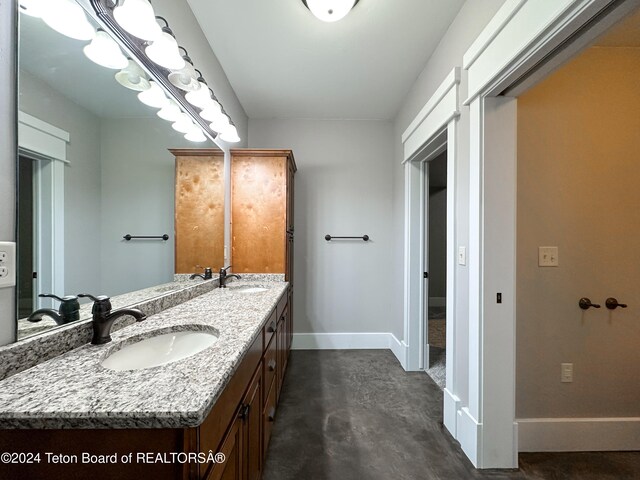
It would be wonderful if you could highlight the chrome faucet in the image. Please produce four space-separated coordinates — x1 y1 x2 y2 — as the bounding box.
219 265 241 288
190 267 213 280
79 294 147 345
27 293 80 325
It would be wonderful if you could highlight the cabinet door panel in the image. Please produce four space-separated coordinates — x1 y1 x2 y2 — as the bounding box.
244 368 263 480
205 415 242 480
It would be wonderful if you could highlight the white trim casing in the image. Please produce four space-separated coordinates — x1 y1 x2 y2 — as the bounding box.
518 418 640 452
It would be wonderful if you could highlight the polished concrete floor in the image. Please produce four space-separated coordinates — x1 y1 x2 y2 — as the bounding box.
263 350 640 480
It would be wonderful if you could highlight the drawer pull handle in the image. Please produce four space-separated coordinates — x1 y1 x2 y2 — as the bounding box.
267 322 276 333
267 408 276 422
268 360 276 371
239 404 250 420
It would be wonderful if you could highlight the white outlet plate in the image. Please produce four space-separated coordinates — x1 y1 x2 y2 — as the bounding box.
538 246 559 267
458 246 467 266
0 242 16 288
561 363 573 383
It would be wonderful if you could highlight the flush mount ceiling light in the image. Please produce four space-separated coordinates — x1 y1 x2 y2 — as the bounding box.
168 48 200 91
137 79 168 108
42 0 95 40
145 17 185 70
115 59 151 91
113 0 161 41
302 0 359 22
84 29 128 70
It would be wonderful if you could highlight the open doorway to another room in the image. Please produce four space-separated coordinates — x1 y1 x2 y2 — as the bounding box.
425 151 447 389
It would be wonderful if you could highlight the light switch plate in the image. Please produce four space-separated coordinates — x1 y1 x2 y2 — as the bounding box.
458 246 467 266
538 246 559 267
561 363 573 383
0 242 16 288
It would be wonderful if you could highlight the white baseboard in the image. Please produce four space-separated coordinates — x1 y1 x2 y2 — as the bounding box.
292 332 400 351
458 407 481 467
443 388 460 438
518 417 640 452
429 296 446 307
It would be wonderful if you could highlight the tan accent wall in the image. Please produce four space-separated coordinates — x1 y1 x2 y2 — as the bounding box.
517 47 640 417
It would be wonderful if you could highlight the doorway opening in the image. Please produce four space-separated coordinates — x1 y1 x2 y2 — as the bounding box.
17 154 35 319
425 151 447 389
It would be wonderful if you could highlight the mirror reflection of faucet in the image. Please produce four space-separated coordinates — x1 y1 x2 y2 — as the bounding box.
27 294 80 325
190 267 213 280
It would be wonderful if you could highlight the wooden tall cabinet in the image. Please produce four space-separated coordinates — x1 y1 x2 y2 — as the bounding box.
172 149 225 274
230 150 296 281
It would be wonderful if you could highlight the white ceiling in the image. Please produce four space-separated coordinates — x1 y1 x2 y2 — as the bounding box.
186 0 466 119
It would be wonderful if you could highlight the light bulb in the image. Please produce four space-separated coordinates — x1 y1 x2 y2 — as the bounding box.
200 100 224 123
209 114 230 134
115 59 151 91
168 58 200 91
186 84 212 109
42 0 95 40
157 100 182 122
114 0 161 41
137 80 168 108
304 0 357 22
185 127 207 143
219 124 240 143
145 30 185 70
83 30 128 70
172 113 194 134
19 0 44 17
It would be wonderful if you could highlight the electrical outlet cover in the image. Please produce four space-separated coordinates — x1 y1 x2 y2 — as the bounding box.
0 242 16 288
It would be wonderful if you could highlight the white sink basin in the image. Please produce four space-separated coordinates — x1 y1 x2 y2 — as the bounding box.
102 330 218 371
227 286 268 294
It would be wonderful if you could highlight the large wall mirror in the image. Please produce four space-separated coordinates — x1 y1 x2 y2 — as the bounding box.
16 3 225 340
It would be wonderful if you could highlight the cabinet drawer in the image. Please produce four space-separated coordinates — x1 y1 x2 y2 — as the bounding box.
263 335 277 404
276 292 288 320
263 379 277 457
263 309 277 352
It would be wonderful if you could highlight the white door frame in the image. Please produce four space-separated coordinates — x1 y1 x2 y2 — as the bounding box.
402 68 461 437
17 112 68 309
460 0 640 469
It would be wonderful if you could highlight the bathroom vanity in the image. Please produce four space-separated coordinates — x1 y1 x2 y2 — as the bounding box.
0 279 293 480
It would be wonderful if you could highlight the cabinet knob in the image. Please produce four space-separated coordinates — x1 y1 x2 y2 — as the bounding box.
267 408 276 422
238 404 250 420
267 321 276 333
268 359 276 371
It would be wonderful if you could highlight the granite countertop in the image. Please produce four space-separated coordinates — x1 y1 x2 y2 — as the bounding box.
0 280 288 430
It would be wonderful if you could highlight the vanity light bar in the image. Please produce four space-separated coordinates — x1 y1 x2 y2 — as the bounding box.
86 0 239 143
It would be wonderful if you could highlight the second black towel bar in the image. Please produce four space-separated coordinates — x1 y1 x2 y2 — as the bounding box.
325 235 369 241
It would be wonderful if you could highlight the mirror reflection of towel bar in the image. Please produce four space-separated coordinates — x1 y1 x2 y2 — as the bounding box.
123 234 169 241
324 235 369 241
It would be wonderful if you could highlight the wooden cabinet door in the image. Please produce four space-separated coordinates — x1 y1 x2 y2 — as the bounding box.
173 150 225 274
243 367 263 480
206 414 242 480
286 160 295 233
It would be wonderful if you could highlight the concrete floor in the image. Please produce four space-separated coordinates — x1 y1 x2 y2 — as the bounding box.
263 350 640 480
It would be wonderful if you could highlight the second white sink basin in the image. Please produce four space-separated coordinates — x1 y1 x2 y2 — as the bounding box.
102 330 218 371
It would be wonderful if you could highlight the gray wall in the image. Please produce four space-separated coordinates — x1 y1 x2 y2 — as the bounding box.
99 117 205 295
19 69 103 297
248 119 394 335
516 46 640 418
0 0 17 345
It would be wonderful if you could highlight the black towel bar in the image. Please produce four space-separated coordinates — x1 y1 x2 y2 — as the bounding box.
123 234 169 241
325 235 369 241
